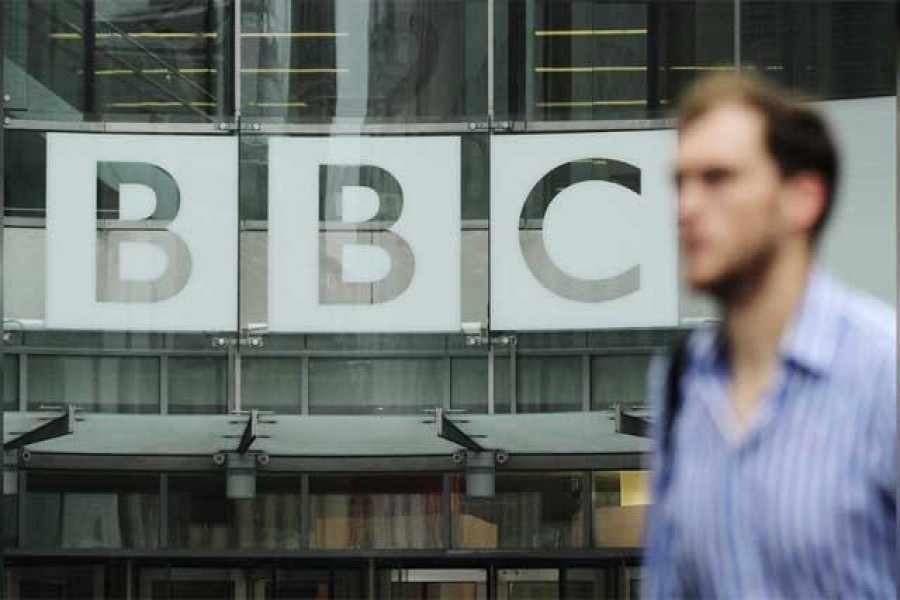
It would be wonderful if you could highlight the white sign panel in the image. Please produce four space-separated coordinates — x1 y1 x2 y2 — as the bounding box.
268 136 460 332
490 131 678 330
46 134 238 331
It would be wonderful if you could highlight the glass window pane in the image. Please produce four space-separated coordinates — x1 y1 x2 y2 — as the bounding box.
168 357 227 414
592 470 649 548
517 356 582 413
590 354 651 409
3 0 233 122
240 0 488 124
742 1 895 99
167 474 303 550
21 472 160 549
4 355 19 411
452 472 585 550
494 356 511 414
310 474 443 549
500 0 734 122
451 357 488 414
309 358 444 414
241 357 302 413
28 355 159 413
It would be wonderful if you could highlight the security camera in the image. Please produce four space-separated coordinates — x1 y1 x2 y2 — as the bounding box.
461 321 484 336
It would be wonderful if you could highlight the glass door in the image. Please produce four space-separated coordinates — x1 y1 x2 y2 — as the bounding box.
139 568 248 600
497 569 558 600
377 568 488 600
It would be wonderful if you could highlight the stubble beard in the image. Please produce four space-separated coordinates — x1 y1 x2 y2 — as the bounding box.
704 240 779 309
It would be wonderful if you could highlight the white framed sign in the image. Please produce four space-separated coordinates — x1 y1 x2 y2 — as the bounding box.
490 131 678 330
268 136 461 332
45 133 238 331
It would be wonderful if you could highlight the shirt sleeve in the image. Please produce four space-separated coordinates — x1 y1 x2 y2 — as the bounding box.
872 347 897 516
643 353 686 599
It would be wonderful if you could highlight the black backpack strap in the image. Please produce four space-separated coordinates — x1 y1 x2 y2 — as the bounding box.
662 332 690 458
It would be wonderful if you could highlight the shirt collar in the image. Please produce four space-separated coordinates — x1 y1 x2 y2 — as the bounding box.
687 267 841 377
779 267 842 376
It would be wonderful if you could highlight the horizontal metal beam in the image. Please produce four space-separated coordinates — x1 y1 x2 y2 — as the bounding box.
3 547 643 561
4 406 76 450
4 119 234 134
16 451 646 473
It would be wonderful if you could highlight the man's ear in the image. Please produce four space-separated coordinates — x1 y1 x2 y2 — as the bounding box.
785 171 828 237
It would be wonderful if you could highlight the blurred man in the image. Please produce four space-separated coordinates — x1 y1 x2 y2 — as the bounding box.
644 74 896 597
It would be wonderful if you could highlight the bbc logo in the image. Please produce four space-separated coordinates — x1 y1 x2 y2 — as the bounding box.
45 132 677 333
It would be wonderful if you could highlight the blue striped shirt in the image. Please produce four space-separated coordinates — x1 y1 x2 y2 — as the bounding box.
645 269 897 598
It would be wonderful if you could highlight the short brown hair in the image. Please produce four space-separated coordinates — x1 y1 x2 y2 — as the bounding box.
677 73 839 240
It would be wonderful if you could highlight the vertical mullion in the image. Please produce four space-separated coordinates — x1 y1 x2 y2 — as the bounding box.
300 356 310 415
234 0 242 120
83 0 97 118
487 345 495 414
300 473 310 549
159 355 168 414
509 342 517 414
582 471 592 549
734 0 741 70
524 0 535 123
581 355 590 411
442 473 452 549
443 357 452 410
487 0 495 121
18 354 27 412
159 473 168 548
234 347 242 413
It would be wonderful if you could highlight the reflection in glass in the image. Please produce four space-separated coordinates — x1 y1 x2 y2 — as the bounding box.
517 356 582 412
309 357 443 414
593 470 649 548
452 472 584 550
241 0 487 123
168 357 227 414
28 355 159 413
241 357 302 413
4 355 19 411
167 474 302 550
21 472 160 549
590 354 651 409
310 474 442 549
499 0 734 122
742 1 895 100
451 357 488 414
4 0 232 122
497 569 559 600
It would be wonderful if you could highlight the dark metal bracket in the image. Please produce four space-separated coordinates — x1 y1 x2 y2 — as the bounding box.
3 404 80 451
426 407 487 452
613 405 651 438
220 409 275 455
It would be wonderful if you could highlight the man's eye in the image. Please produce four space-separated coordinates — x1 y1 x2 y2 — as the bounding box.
702 168 732 186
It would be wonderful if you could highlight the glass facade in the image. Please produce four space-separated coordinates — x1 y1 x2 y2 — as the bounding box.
1 0 895 598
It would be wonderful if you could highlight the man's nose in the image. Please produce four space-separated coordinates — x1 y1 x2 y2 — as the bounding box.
677 180 702 225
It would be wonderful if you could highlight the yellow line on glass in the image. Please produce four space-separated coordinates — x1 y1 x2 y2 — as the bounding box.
248 102 309 107
536 66 646 73
241 68 348 74
240 32 347 38
107 101 216 108
535 29 646 37
536 100 648 107
51 31 345 40
95 68 216 76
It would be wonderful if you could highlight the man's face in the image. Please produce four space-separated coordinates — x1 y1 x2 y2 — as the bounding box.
675 103 791 295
